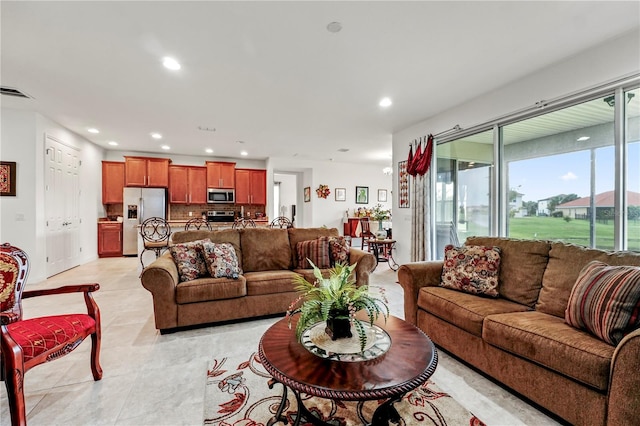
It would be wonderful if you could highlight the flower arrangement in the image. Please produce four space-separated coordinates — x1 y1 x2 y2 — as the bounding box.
316 184 330 199
371 203 391 221
286 262 389 353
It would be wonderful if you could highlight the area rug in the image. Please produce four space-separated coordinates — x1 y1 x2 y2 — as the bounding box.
203 350 486 426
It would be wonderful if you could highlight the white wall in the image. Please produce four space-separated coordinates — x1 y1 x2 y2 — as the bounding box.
392 29 640 265
1 108 105 282
268 157 393 233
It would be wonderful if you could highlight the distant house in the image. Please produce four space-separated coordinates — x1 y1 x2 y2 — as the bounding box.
555 191 640 218
537 198 552 216
509 190 527 218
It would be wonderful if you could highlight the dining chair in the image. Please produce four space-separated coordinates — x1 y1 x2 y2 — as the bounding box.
0 243 102 426
184 217 212 231
140 217 171 269
232 218 257 229
269 216 293 229
359 218 375 252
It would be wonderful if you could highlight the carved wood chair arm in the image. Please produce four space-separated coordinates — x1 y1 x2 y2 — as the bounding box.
0 311 20 326
22 283 100 298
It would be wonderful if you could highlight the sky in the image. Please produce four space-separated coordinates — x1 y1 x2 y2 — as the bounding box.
509 142 639 203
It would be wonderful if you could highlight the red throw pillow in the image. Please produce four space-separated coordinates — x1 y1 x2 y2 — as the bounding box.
328 236 350 266
296 237 331 269
565 261 640 345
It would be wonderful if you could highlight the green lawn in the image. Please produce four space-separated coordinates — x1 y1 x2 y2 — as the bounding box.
506 216 640 251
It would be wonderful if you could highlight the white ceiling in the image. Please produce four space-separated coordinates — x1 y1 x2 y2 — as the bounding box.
2 1 639 166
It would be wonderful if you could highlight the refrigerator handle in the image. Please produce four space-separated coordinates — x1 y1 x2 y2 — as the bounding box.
139 197 144 224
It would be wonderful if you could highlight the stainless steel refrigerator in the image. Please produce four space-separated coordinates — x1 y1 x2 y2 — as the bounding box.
122 187 167 256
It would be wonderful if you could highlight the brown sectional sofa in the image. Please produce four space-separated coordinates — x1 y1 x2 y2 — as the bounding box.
398 236 640 426
140 227 376 332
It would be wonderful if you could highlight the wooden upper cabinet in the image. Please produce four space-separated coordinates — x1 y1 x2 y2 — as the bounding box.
169 165 207 205
188 166 207 204
235 168 266 205
206 161 236 188
124 156 170 187
102 161 125 204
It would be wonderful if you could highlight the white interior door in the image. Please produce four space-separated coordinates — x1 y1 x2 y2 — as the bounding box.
45 135 81 277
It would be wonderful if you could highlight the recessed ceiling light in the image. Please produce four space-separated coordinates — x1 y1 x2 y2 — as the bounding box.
161 145 170 150
150 132 162 139
326 22 342 33
205 148 213 154
379 97 392 107
162 57 181 71
577 136 590 141
87 128 99 134
108 141 118 146
240 151 248 156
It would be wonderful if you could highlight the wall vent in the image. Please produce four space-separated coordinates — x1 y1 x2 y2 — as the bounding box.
0 86 32 99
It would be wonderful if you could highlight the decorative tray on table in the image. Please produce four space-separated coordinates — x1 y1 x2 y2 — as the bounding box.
300 320 391 362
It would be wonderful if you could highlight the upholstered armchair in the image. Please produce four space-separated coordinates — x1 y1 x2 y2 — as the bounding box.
0 243 102 426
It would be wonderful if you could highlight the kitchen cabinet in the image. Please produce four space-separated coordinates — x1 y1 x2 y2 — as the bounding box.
102 161 125 204
124 156 170 187
98 222 122 257
235 168 266 205
206 161 236 188
168 165 207 204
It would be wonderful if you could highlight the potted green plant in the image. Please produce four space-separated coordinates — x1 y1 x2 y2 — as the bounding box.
287 261 389 353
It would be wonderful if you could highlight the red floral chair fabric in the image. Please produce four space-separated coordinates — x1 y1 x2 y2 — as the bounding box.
0 243 102 426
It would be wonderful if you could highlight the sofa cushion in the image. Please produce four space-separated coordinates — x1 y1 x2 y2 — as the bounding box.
202 241 242 279
171 229 243 271
465 236 550 308
288 227 339 268
169 239 210 282
565 261 640 345
296 237 331 269
418 287 530 337
483 311 614 391
537 242 640 318
440 244 501 297
244 270 300 296
328 236 350 266
240 228 292 272
175 276 247 304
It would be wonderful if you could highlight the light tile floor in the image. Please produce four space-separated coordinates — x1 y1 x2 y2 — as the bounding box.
1 256 561 425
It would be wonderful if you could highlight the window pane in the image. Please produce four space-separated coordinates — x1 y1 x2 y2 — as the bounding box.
626 88 640 251
435 130 493 258
504 96 615 248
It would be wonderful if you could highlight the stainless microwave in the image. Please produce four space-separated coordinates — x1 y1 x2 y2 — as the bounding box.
207 189 235 204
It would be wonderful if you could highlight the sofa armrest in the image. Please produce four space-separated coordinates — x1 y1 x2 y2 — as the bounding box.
140 253 180 330
348 248 377 288
607 328 640 424
396 261 444 325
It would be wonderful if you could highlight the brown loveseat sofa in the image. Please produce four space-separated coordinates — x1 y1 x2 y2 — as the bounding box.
140 227 376 332
398 236 640 426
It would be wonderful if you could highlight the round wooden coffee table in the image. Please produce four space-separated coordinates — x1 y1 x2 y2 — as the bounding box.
258 315 438 426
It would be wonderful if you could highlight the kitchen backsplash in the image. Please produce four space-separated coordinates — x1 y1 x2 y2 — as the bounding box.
103 202 266 220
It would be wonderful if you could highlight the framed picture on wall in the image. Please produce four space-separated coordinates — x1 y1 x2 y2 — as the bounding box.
378 189 387 202
355 186 368 204
304 186 311 202
0 161 17 196
335 188 346 201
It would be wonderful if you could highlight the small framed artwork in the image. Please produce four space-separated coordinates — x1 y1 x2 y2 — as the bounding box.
0 161 17 197
304 186 311 202
355 186 369 204
335 188 346 201
378 189 387 202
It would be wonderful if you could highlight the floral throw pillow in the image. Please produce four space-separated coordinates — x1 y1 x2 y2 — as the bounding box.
565 261 640 345
440 244 501 297
201 241 242 279
296 237 331 269
169 239 210 282
328 236 350 266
